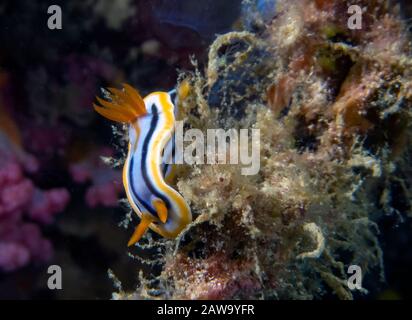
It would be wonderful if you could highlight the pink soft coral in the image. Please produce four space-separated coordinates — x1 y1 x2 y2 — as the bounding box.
0 135 70 272
69 147 123 208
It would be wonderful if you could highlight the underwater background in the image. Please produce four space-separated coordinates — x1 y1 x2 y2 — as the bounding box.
0 0 411 300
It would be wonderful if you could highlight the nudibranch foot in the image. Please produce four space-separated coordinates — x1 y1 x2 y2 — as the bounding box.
127 215 152 247
153 199 168 223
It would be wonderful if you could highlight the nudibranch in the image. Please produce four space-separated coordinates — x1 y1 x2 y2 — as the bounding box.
94 83 192 246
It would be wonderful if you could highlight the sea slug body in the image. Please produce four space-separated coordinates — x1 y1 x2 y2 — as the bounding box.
94 83 192 246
